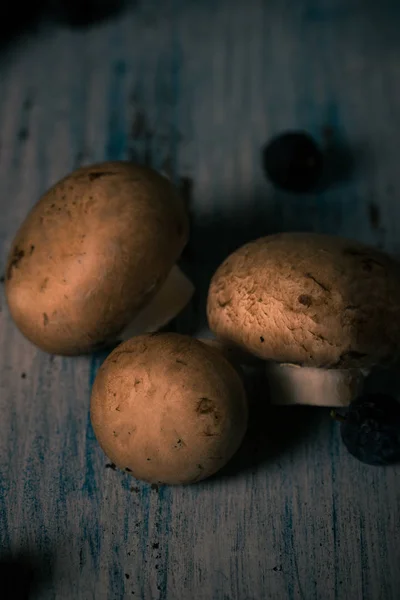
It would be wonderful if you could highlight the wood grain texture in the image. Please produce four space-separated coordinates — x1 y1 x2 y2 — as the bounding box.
1 1 400 598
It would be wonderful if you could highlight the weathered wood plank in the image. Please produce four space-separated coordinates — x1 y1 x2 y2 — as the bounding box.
1 1 400 598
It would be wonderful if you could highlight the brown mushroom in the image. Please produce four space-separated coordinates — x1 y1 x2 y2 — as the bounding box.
5 161 193 355
90 333 248 485
206 232 400 406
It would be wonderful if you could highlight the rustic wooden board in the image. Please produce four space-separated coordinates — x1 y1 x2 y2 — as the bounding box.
1 1 400 598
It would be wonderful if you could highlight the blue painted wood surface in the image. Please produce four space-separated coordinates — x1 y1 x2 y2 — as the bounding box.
1 1 400 598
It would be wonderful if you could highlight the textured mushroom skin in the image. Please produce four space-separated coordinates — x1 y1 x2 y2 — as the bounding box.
5 162 189 355
90 333 248 485
207 232 400 369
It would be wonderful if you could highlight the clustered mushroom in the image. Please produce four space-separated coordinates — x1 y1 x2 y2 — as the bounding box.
5 160 400 480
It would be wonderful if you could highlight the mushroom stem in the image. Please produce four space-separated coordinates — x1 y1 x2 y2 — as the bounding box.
265 362 368 407
118 265 194 341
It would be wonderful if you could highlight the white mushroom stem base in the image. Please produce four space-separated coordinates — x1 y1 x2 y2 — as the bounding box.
265 362 369 407
118 265 194 341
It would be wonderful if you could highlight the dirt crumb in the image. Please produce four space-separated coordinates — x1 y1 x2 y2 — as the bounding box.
105 463 117 470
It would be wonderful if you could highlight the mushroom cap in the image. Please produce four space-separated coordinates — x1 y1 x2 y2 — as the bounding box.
5 162 188 354
90 333 248 485
207 232 400 369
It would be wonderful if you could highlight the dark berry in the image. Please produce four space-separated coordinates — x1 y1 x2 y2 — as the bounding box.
262 131 323 193
337 394 400 466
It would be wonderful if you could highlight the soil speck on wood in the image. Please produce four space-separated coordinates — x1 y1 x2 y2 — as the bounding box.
105 463 117 470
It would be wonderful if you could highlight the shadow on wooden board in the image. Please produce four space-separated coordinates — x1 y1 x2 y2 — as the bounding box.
206 366 327 483
0 0 134 53
0 549 54 600
210 361 400 483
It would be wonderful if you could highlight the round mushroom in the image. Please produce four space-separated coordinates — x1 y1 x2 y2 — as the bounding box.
206 232 400 407
5 161 194 355
90 333 248 485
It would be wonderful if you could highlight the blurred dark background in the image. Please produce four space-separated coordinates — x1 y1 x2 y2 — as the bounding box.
0 0 130 51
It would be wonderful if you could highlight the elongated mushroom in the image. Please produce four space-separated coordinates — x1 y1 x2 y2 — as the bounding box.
207 232 400 407
90 333 248 485
5 161 193 355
